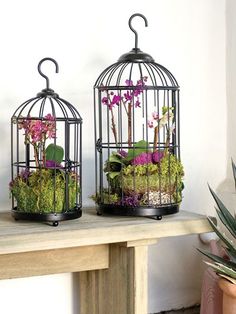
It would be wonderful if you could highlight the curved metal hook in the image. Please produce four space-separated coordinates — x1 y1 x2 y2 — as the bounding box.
38 57 59 90
128 13 148 50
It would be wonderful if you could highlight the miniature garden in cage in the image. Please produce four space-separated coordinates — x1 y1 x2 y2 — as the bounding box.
93 14 184 218
10 58 82 226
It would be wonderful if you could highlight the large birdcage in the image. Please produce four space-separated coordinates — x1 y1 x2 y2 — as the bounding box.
10 58 82 226
93 14 184 219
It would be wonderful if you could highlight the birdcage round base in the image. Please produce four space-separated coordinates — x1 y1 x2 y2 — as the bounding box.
97 204 179 219
11 207 82 226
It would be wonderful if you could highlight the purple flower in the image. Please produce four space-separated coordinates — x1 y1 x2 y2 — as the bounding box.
111 95 122 106
152 111 159 120
121 194 140 207
125 79 133 86
132 152 153 165
102 94 122 110
135 99 141 108
102 96 108 104
45 160 62 169
118 149 128 158
44 113 55 121
9 169 32 189
152 151 164 163
148 120 154 128
133 88 142 97
20 169 31 180
124 91 132 101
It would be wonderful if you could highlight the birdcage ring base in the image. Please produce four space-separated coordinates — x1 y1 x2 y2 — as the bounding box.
96 203 179 219
11 207 82 226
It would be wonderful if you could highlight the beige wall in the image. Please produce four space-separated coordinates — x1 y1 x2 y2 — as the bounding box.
0 0 227 313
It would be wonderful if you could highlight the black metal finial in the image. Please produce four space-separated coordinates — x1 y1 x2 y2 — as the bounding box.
118 13 153 63
38 58 59 90
128 13 148 50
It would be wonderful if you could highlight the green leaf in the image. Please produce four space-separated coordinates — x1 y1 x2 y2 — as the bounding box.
208 185 236 236
216 207 236 239
232 159 236 188
108 172 120 179
108 153 124 164
204 261 236 279
207 217 236 254
225 248 236 263
198 248 236 270
126 140 150 161
46 144 64 164
162 106 168 115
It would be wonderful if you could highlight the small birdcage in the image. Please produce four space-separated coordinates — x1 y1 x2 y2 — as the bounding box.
10 58 82 226
93 14 184 219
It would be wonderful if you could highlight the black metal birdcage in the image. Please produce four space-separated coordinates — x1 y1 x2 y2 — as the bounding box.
94 14 184 219
10 58 82 226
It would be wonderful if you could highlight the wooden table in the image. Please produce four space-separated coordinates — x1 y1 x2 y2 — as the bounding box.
0 208 212 314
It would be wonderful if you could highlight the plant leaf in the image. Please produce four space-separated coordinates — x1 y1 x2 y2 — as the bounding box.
198 248 236 270
108 172 120 180
204 261 236 279
208 185 236 236
232 159 236 188
126 140 150 161
108 153 124 164
46 144 64 164
216 207 236 239
219 274 236 284
207 217 236 254
225 247 236 263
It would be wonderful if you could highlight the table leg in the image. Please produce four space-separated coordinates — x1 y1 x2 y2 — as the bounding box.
79 242 150 314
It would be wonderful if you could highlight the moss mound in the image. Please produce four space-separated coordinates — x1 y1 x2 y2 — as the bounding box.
11 169 78 213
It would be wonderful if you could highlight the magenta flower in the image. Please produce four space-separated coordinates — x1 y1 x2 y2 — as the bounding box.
118 149 128 158
152 151 164 163
44 113 55 121
135 99 141 108
152 111 159 120
20 113 56 144
45 160 62 169
102 96 108 104
102 94 122 110
125 79 133 86
132 152 153 165
148 120 154 128
121 194 140 207
124 91 132 101
111 95 122 105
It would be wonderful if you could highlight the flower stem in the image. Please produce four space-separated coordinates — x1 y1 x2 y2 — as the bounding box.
128 103 132 147
34 145 39 168
153 125 159 152
111 108 118 146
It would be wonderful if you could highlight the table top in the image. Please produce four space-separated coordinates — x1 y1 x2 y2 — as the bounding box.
0 208 212 255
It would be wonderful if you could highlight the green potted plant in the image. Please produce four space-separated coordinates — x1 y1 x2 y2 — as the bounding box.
198 160 236 314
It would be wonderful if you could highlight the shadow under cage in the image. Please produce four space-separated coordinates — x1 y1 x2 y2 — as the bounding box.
93 14 184 219
10 58 82 226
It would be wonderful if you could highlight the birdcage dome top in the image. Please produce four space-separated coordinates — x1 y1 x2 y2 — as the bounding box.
94 58 179 89
12 58 82 122
94 14 178 89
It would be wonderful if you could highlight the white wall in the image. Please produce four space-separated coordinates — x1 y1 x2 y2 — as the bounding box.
0 0 227 313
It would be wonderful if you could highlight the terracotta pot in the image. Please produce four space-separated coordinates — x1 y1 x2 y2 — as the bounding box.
219 278 236 314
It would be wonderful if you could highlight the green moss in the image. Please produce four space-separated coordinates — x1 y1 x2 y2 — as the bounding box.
11 169 78 213
91 190 120 205
111 154 184 203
